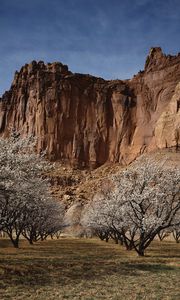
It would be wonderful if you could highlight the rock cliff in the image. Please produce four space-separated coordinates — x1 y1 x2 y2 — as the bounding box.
0 47 180 168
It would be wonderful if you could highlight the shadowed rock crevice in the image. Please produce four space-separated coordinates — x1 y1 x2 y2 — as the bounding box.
0 47 180 168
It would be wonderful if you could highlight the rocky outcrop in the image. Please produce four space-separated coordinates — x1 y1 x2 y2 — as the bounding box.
0 47 180 168
154 82 180 149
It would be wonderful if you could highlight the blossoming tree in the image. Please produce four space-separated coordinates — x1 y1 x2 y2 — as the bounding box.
82 156 180 256
0 135 64 247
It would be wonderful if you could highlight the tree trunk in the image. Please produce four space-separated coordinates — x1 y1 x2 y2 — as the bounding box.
137 247 145 256
11 237 19 248
119 239 124 246
126 244 134 251
6 231 20 248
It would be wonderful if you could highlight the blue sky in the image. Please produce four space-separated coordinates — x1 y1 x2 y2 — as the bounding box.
0 0 180 95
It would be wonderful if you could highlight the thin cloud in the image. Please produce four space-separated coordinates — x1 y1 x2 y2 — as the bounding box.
0 0 180 96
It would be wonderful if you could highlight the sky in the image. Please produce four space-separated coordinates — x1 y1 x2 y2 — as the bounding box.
0 0 180 96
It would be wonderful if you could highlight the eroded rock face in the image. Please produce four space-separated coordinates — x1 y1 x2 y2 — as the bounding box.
155 82 180 149
0 48 180 168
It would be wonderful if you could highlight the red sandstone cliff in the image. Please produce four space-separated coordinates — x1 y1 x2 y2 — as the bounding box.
0 47 180 168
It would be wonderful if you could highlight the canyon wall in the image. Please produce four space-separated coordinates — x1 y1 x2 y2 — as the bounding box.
0 47 180 168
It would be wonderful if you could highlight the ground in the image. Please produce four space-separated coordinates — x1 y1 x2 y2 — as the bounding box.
0 238 179 300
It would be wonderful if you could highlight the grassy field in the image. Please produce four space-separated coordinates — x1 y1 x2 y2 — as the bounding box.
0 238 179 300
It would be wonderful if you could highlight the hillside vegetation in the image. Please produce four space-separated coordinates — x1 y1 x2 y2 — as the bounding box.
49 150 180 205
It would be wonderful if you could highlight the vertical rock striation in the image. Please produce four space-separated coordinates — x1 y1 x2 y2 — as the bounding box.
0 48 180 168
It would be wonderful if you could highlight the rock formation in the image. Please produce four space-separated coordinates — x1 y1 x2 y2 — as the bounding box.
0 47 180 168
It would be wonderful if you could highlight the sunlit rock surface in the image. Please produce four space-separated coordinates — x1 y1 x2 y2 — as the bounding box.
0 48 180 168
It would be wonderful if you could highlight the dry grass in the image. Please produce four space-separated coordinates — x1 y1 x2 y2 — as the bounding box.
0 238 179 300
